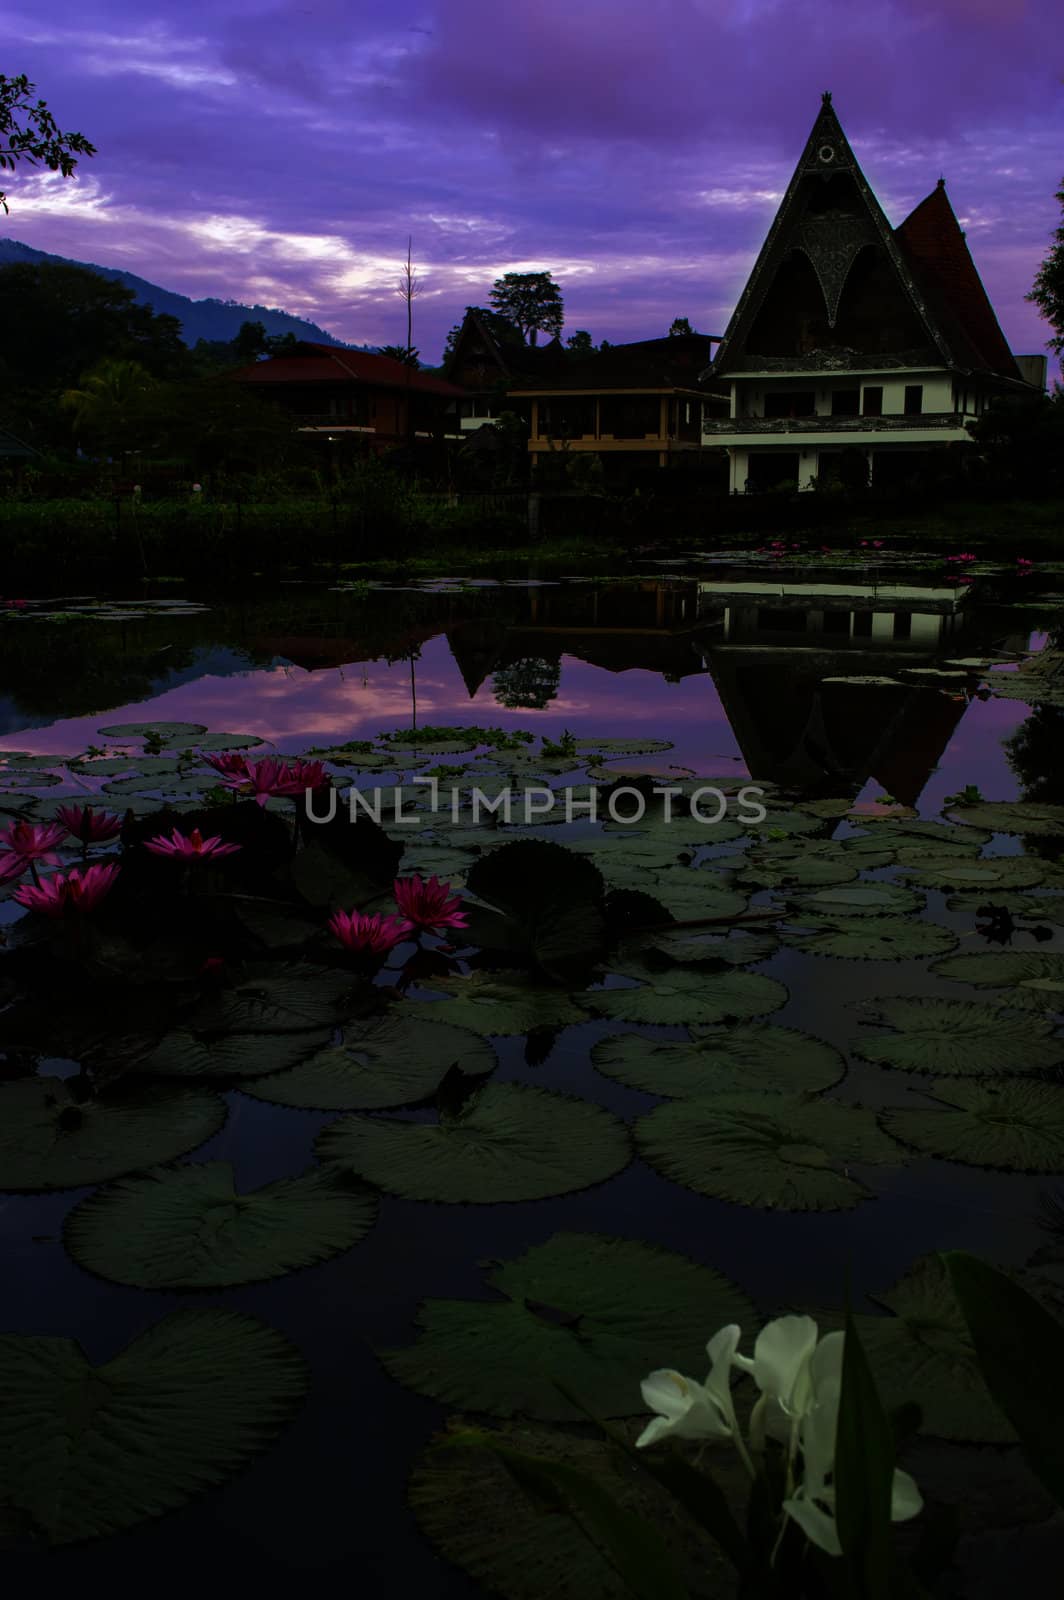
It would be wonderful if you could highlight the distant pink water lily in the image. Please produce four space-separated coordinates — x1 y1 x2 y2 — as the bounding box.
13 861 120 916
144 826 242 861
286 758 329 790
202 751 252 780
56 803 124 845
210 755 307 806
393 874 469 934
328 908 413 955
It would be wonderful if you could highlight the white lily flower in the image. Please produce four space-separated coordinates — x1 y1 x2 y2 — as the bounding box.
733 1315 831 1455
635 1368 734 1448
782 1344 923 1556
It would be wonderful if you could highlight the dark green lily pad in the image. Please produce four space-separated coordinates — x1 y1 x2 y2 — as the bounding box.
186 965 358 1033
381 1232 754 1420
64 1163 377 1289
584 969 787 1026
946 803 1064 838
0 1310 308 1542
782 916 958 961
931 952 1064 1010
0 1079 227 1192
853 997 1064 1076
635 1093 902 1210
316 1083 630 1202
240 1015 495 1109
97 721 208 739
882 1079 1064 1172
592 1024 845 1097
793 882 925 918
827 1256 1015 1443
417 975 590 1036
130 1030 329 1080
897 856 1048 891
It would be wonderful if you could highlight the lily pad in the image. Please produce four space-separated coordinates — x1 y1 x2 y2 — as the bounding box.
129 1030 330 1080
417 974 591 1036
381 1232 754 1420
896 856 1048 891
882 1079 1064 1172
602 867 749 919
0 1079 227 1192
946 802 1064 838
240 1015 495 1109
186 965 358 1033
634 1093 902 1210
183 733 265 753
315 1082 630 1202
734 853 861 890
854 997 1064 1077
97 721 208 739
827 1257 1015 1443
0 1310 308 1542
64 1163 377 1289
592 1024 846 1097
781 917 958 961
573 737 674 755
931 951 1064 1010
583 969 787 1026
793 883 925 918
409 1419 729 1600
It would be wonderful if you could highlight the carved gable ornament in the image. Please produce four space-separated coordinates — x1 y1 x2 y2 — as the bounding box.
795 212 876 327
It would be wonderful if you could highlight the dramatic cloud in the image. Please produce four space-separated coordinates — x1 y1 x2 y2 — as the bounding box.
2 0 1060 360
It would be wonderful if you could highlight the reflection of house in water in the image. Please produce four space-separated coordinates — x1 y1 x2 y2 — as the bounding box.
697 577 980 800
447 581 710 693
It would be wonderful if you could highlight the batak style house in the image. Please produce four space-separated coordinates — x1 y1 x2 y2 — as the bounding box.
701 93 1046 493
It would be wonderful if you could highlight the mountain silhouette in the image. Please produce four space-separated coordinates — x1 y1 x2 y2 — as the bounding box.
0 237 369 349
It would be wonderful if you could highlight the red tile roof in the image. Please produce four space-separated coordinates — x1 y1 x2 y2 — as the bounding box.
894 183 1020 379
228 343 467 396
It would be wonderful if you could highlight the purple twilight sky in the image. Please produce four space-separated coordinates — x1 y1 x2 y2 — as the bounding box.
3 0 1062 362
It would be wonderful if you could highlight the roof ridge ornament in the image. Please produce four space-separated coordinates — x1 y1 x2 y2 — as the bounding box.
822 90 832 105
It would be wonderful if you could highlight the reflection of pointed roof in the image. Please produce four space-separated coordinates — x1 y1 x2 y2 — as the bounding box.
893 182 1021 379
706 647 968 801
446 622 509 696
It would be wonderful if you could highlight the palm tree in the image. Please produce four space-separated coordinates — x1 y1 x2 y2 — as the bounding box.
60 358 159 463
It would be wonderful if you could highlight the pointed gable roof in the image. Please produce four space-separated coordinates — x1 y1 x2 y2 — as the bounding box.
709 93 953 377
893 181 1021 379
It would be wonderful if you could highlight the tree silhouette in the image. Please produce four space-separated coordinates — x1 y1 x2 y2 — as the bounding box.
0 73 96 213
489 272 564 346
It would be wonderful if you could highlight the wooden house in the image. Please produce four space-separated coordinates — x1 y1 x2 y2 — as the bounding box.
225 342 466 450
507 333 730 482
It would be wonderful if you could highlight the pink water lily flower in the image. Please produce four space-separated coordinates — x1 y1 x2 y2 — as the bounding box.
286 758 329 790
0 820 68 868
14 861 120 916
0 852 28 884
393 874 469 934
56 803 124 845
202 751 252 780
211 755 307 806
144 826 242 861
328 908 413 954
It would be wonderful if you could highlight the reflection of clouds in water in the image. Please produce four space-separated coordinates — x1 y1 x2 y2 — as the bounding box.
0 637 743 775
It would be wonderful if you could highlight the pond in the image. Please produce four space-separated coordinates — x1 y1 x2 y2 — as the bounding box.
2 548 1063 1593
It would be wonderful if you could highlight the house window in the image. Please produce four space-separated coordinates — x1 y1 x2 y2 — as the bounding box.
862 387 883 416
893 612 912 640
831 390 860 417
852 611 873 638
903 385 923 416
764 391 815 418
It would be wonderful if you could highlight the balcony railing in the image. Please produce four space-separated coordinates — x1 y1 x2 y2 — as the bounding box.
701 413 968 435
293 415 375 430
